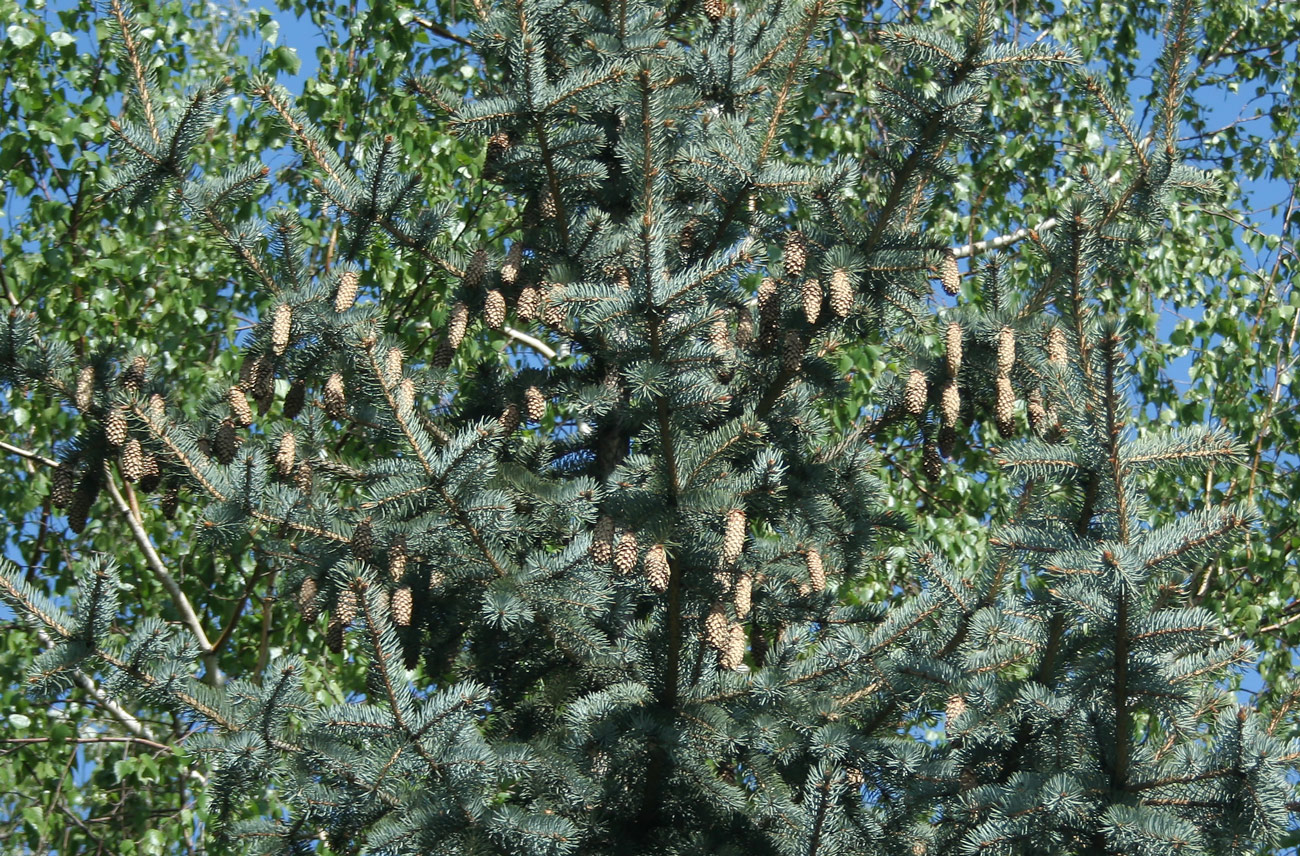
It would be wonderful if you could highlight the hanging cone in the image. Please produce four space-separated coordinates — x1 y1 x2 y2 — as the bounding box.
464 249 488 289
275 430 296 478
68 476 96 534
498 402 520 435
501 242 523 285
801 278 822 324
721 508 746 566
148 392 166 424
733 571 752 618
295 459 313 494
645 544 670 593
806 548 825 593
75 365 94 412
161 482 180 520
720 622 746 671
939 250 960 296
228 386 253 428
297 577 319 622
782 330 803 374
945 322 962 378
352 517 374 562
828 268 853 318
940 380 961 427
391 586 413 627
784 231 808 279
757 279 779 349
396 378 415 412
704 601 730 651
591 515 614 565
271 304 293 355
326 618 344 653
735 311 755 350
121 355 147 392
904 369 928 416
542 283 566 329
997 326 1016 375
516 285 541 321
613 531 638 575
995 375 1016 435
447 301 469 350
324 373 347 420
385 347 403 383
105 406 129 447
484 290 507 329
524 386 546 424
704 0 727 23
336 588 358 626
137 453 160 494
1027 390 1047 435
51 461 76 508
388 535 408 582
120 439 144 483
334 270 360 312
214 419 239 465
540 188 559 220
922 440 942 481
283 379 306 420
1047 327 1068 365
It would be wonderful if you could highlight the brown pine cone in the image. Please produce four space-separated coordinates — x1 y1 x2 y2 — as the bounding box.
784 231 808 279
721 508 746 566
524 386 546 424
271 304 293 355
591 515 614 565
645 544 670 593
997 326 1016 375
757 279 779 349
704 601 730 651
388 534 408 582
228 386 253 428
516 286 541 322
801 278 822 324
613 531 639 575
733 571 752 618
806 548 825 593
501 242 523 285
939 250 960 296
922 440 943 481
120 439 145 483
498 403 521 435
484 290 507 329
324 373 347 420
464 249 488 289
105 406 129 447
336 588 358 626
275 430 296 478
75 365 94 412
940 380 961 427
1047 327 1068 365
828 268 853 318
904 369 928 416
447 302 469 350
121 355 148 392
995 375 1016 435
782 330 803 374
51 461 76 508
352 518 374 562
391 586 413 627
283 378 306 420
213 419 240 465
297 577 320 622
945 322 962 378
334 270 360 312
720 622 746 671
704 0 727 23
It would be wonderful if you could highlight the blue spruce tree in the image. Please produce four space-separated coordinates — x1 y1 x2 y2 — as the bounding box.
2 0 1295 853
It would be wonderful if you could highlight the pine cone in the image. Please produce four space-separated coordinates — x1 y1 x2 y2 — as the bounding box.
923 440 943 481
295 459 313 494
251 355 275 412
283 379 306 420
228 386 253 427
68 476 97 534
997 326 1016 375
940 380 961 427
516 285 541 321
801 278 822 324
733 571 752 618
148 392 166 423
757 279 779 349
447 302 469 350
828 268 853 318
540 188 559 220
385 347 403 383
939 250 960 296
782 330 803 374
1047 327 1068 365
334 270 360 313
938 425 957 458
121 354 147 392
137 453 160 494
806 548 825 593
945 694 968 722
326 618 345 653
995 375 1016 435
214 419 240 465
704 0 727 23
486 131 511 165
324 373 348 420
75 365 94 412
501 242 523 285
336 588 358 626
275 430 296 478
592 515 614 565
721 508 746 566
391 586 413 627
720 623 746 671
904 369 928 416
120 439 144 483
784 231 808 279
945 322 962 378
735 311 755 350
271 304 293 355
612 267 630 290
613 531 639 575
484 289 507 329
464 249 488 289
542 283 566 329
388 534 408 582
709 316 731 354
499 403 521 435
704 601 730 651
645 544 670 593
1027 390 1047 434
524 386 546 424
297 576 320 622
352 518 374 562
161 482 180 520
51 461 76 508
105 406 129 447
